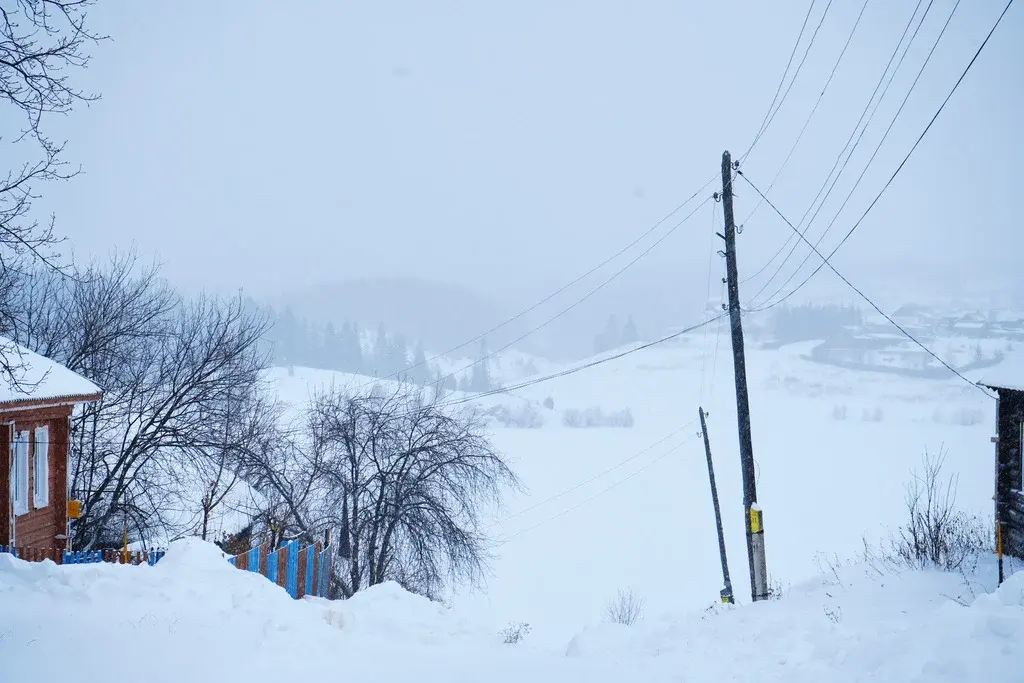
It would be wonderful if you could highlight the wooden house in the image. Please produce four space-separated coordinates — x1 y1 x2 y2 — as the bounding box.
0 340 101 556
979 360 1024 558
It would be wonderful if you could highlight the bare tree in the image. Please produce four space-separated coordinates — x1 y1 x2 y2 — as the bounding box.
14 255 273 548
248 382 519 599
0 1 103 381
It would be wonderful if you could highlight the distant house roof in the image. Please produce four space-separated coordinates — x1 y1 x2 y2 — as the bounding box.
0 338 101 409
977 350 1024 392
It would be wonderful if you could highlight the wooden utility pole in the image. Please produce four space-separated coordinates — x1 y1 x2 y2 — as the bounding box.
719 150 768 602
699 406 733 604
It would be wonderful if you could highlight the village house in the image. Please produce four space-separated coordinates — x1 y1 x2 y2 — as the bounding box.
0 339 101 558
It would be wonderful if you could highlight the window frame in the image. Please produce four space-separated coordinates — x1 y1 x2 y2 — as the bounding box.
33 425 49 509
12 430 29 516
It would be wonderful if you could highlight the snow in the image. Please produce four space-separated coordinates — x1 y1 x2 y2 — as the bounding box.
0 336 101 406
977 348 1024 391
264 333 1001 647
1 538 1022 681
4 325 1018 679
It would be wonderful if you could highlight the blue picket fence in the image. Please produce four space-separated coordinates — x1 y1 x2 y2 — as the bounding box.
1 545 165 565
226 539 331 600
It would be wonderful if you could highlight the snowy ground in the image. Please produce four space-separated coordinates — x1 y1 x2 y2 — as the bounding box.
266 331 1001 646
1 538 1022 681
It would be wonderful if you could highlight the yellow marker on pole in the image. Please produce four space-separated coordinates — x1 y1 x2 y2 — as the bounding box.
750 506 762 534
749 503 768 600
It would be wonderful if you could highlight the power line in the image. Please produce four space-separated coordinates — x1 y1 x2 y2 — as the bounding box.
495 433 698 545
743 0 930 303
742 0 819 162
708 279 727 404
700 200 719 402
353 175 718 391
745 0 1015 312
439 313 729 409
738 171 993 397
486 420 698 530
747 0 836 162
753 0 960 310
424 195 715 397
740 0 872 284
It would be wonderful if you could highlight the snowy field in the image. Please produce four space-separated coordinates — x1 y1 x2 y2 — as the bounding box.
269 331 1000 645
1 538 1021 681
3 332 1019 679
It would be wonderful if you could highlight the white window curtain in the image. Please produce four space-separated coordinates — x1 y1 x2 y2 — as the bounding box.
33 426 49 508
13 431 28 516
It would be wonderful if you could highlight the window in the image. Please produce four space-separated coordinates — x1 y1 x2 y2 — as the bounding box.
12 430 28 516
33 426 49 508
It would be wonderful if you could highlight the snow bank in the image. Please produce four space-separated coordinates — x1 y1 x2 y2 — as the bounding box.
1 540 1022 681
565 560 1024 681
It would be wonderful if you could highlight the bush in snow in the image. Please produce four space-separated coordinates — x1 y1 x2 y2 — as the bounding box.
865 448 990 574
604 588 645 626
765 576 787 601
500 621 531 645
831 404 848 421
543 396 555 410
484 404 545 428
562 406 634 428
861 406 884 423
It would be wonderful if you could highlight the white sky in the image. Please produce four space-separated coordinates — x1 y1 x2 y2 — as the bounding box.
37 0 1024 306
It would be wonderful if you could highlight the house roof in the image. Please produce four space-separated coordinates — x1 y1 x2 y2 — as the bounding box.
0 338 101 409
976 350 1024 392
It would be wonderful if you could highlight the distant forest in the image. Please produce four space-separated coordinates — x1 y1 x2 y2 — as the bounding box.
242 298 496 391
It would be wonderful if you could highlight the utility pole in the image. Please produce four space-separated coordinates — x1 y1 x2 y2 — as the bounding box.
719 150 768 602
699 406 733 604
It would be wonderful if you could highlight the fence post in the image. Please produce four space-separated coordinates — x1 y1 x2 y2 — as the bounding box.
305 545 315 599
266 548 279 584
286 540 299 598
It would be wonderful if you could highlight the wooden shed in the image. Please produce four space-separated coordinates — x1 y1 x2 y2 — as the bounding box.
0 340 101 557
979 363 1024 558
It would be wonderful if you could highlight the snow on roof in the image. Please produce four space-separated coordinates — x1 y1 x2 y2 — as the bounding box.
976 350 1024 392
0 337 101 407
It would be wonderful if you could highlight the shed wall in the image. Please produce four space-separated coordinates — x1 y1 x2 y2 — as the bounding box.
995 388 1024 556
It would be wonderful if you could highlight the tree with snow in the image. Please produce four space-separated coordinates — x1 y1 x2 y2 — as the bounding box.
410 341 429 385
469 339 492 392
621 315 639 345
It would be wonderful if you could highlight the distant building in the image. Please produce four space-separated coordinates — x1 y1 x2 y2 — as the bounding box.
0 339 101 556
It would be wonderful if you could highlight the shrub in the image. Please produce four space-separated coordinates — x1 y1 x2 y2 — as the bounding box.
500 621 531 645
765 576 786 601
604 588 645 626
543 396 555 410
563 406 634 428
485 404 545 428
831 404 848 420
865 448 990 573
861 406 884 423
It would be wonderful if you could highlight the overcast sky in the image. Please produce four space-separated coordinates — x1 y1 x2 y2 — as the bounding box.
39 0 1024 307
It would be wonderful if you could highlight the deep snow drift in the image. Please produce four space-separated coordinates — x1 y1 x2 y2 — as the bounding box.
1 538 1022 681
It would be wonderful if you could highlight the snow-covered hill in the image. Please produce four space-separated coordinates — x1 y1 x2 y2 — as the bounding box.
263 328 1001 645
1 538 1021 681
